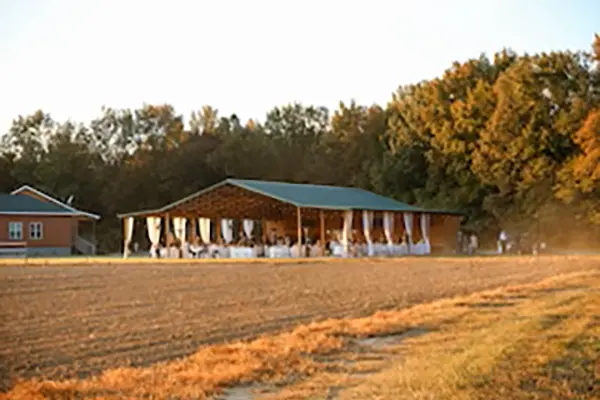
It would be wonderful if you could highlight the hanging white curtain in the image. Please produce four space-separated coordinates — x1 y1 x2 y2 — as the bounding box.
146 217 161 257
420 213 431 254
123 217 134 258
383 212 394 247
172 217 188 245
243 219 254 238
362 210 374 256
221 219 233 243
342 210 353 257
403 212 414 252
198 218 211 244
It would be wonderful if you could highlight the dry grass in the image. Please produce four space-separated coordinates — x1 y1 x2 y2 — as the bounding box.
1 257 599 399
336 272 600 400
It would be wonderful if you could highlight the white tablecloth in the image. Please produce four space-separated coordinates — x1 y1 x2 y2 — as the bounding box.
310 245 323 257
159 247 180 258
268 246 291 258
411 242 428 255
373 243 388 256
229 246 256 258
390 243 408 256
331 244 345 257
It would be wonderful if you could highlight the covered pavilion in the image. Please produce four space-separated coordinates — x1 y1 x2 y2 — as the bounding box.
117 179 462 258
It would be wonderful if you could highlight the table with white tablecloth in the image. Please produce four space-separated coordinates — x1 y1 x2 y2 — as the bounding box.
229 246 257 258
331 244 345 257
268 245 291 258
372 243 389 256
410 242 430 255
152 240 429 259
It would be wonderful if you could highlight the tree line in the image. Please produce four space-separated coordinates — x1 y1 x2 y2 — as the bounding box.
2 35 599 253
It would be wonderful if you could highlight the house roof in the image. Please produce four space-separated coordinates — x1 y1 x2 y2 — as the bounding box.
117 178 462 218
3 185 101 219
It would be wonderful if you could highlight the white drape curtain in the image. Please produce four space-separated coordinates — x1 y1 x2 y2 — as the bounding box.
123 217 134 258
342 210 353 257
173 217 188 244
403 212 414 251
243 219 254 238
383 212 394 246
362 210 374 256
221 219 233 243
146 217 161 256
420 213 431 254
198 218 211 244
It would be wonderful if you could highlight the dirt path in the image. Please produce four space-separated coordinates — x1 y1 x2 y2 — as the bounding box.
1 256 598 392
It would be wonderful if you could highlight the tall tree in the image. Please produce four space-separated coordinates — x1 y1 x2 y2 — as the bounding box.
3 35 600 251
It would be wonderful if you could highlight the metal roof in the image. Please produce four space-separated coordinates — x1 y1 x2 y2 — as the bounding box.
10 185 101 220
117 178 463 218
0 191 101 219
229 179 423 211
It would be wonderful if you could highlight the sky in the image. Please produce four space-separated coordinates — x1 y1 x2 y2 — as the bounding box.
0 0 598 133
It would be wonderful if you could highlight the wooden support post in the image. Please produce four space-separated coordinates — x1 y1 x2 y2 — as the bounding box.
122 218 128 258
261 219 267 244
320 210 325 256
216 217 222 244
92 219 97 255
190 218 197 244
165 213 171 248
297 207 302 258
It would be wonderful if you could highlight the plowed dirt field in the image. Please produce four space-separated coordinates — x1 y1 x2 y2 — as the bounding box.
1 256 598 392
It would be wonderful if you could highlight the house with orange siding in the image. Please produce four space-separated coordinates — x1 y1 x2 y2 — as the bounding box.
0 185 100 257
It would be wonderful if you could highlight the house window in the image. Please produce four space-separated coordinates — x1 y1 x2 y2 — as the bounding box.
8 222 23 240
29 222 43 240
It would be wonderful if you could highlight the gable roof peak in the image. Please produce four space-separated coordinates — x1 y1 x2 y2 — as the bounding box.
9 185 100 220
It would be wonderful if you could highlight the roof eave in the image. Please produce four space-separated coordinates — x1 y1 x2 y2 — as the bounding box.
0 211 83 217
117 208 163 219
421 209 464 216
78 212 102 220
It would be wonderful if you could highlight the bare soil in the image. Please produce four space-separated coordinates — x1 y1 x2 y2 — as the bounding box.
1 256 598 392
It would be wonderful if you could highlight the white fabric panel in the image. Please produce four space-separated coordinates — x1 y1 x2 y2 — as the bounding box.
403 212 414 252
146 217 161 257
383 212 394 247
342 210 353 257
221 219 233 243
362 210 374 256
420 213 431 254
173 217 188 244
198 218 211 244
123 217 134 258
243 219 254 238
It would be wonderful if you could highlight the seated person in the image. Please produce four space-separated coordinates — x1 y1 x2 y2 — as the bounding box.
268 229 278 246
188 238 201 258
311 240 323 257
290 242 301 258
